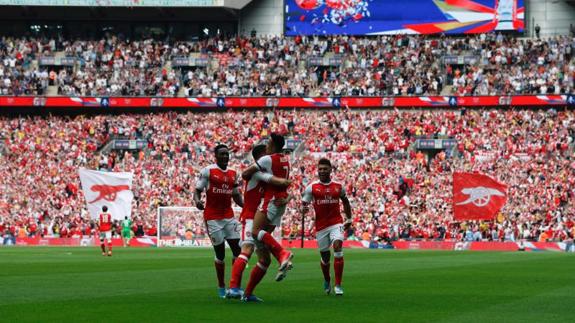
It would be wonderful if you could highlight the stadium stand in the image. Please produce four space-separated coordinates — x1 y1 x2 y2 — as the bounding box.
1 34 573 97
0 0 574 246
1 106 575 243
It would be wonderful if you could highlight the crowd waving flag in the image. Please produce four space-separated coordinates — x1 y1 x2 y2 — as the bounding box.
79 168 134 221
453 172 507 221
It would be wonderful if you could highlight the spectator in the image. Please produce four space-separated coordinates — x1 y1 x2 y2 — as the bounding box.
1 34 573 97
1 107 574 243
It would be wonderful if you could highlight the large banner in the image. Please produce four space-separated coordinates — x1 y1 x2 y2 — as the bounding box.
285 0 524 36
78 169 134 221
453 172 507 221
1 95 573 109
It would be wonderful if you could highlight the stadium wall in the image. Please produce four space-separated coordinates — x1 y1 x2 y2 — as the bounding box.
9 237 573 252
526 0 575 36
239 0 283 36
0 95 573 109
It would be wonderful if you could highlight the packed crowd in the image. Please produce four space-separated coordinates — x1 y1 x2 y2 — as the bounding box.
1 107 574 244
56 37 177 96
450 34 575 95
0 37 51 96
1 33 574 97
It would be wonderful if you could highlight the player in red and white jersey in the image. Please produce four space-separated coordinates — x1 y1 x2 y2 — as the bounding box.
98 205 113 257
302 158 352 296
241 133 294 293
238 145 273 225
227 144 291 301
194 144 244 299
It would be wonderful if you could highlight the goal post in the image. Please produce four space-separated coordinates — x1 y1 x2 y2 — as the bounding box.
157 206 282 247
157 206 210 247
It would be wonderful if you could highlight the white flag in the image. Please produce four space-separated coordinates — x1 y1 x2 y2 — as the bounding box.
79 168 134 221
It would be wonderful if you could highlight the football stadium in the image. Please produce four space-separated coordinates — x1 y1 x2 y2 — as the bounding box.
1 0 575 322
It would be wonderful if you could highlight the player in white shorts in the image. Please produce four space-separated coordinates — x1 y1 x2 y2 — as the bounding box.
227 144 292 301
194 144 244 298
302 158 352 296
241 133 294 287
239 134 295 302
98 205 113 257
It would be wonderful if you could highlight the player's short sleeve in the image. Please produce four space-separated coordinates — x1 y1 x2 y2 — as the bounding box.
257 155 272 173
253 171 273 183
195 167 209 191
302 184 313 203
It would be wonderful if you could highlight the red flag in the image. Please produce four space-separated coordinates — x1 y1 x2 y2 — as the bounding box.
453 172 507 221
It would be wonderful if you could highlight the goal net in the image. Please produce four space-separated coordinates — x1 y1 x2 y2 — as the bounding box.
157 207 209 247
157 206 282 247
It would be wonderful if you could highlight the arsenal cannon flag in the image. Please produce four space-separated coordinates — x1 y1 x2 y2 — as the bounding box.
79 168 134 221
453 172 507 221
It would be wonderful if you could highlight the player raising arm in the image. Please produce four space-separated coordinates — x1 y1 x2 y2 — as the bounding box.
194 144 244 298
301 158 352 296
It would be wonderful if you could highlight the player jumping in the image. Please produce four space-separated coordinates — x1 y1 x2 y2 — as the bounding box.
194 144 244 298
99 205 113 256
242 133 294 284
227 144 292 302
301 158 352 296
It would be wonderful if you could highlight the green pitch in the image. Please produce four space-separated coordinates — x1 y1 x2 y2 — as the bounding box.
1 248 574 323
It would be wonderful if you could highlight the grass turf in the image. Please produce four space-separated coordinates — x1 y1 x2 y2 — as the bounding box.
0 247 574 322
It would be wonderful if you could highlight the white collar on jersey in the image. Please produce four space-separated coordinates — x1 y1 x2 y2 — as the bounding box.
213 163 229 171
